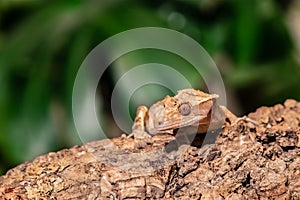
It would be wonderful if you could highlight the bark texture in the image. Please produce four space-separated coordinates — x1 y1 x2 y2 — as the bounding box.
0 99 300 199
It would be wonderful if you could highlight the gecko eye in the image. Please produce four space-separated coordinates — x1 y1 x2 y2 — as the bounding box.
178 103 191 116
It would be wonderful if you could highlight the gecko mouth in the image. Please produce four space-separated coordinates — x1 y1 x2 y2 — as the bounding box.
156 115 208 131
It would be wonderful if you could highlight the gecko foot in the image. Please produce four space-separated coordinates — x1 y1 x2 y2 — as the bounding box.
232 116 259 127
127 130 152 140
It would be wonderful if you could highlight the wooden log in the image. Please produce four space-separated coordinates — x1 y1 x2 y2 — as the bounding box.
1 100 300 199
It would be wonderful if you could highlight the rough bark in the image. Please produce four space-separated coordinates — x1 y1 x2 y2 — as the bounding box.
0 99 300 199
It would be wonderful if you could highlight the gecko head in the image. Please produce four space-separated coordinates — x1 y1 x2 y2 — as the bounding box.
147 89 218 134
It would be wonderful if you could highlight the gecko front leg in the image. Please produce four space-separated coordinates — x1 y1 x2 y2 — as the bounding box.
220 105 237 124
220 105 258 127
130 106 152 139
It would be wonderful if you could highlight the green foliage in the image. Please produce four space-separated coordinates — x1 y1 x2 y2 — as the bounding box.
0 0 299 174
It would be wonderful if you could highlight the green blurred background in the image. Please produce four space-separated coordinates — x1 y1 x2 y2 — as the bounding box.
0 0 300 175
